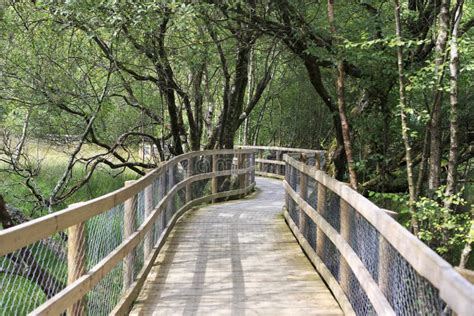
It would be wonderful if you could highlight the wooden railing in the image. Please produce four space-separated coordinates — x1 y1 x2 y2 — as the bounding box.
283 154 474 316
0 149 256 315
236 145 325 179
2 145 472 316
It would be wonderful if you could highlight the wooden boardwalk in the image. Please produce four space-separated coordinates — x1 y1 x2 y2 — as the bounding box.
130 177 343 315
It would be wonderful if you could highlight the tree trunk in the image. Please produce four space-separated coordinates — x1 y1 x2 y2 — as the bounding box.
327 0 358 190
459 222 472 268
428 0 450 191
445 0 463 203
302 57 346 180
394 0 418 234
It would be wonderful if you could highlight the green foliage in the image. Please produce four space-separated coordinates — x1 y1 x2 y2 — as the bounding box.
369 187 472 264
413 187 472 258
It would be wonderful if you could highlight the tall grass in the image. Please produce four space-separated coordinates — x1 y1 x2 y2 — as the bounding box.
0 142 139 218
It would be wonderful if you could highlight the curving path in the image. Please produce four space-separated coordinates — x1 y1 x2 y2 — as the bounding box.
130 177 343 315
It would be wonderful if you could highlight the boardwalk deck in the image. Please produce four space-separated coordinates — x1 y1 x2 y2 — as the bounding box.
130 177 343 315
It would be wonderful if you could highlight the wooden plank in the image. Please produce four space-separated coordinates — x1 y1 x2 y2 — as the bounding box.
299 169 308 233
67 202 87 316
130 178 342 316
185 158 193 203
123 180 137 291
30 173 256 315
211 154 218 202
110 183 257 315
143 182 153 259
284 208 355 316
339 199 351 298
255 171 285 179
255 158 286 166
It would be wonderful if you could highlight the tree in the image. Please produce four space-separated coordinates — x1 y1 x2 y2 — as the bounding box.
327 0 358 189
393 0 418 233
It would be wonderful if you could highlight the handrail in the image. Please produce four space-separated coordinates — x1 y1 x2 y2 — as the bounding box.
283 154 474 316
0 149 256 315
235 145 326 179
3 145 472 316
237 145 325 154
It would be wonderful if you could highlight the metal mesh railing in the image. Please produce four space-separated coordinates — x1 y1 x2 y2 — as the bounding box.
283 155 474 316
0 149 256 315
0 231 68 314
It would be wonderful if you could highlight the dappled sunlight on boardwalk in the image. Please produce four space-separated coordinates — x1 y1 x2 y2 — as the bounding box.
130 178 343 315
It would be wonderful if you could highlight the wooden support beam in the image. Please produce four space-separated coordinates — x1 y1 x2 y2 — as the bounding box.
299 167 308 234
339 199 351 297
316 182 326 259
123 180 137 291
158 172 166 232
67 202 87 316
212 155 218 202
275 151 282 175
238 153 245 191
186 158 193 203
166 166 174 223
378 236 391 296
143 183 153 259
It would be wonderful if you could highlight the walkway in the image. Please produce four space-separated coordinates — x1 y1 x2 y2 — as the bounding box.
130 177 343 315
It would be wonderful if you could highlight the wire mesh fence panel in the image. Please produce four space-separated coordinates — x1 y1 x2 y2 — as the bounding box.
324 190 341 233
341 256 375 316
381 237 450 315
307 177 318 210
346 205 379 282
0 232 67 315
86 204 124 269
86 260 124 316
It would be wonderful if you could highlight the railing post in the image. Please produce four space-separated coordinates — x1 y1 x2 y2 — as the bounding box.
144 182 153 259
67 202 86 316
166 165 174 221
238 152 245 193
212 154 218 202
123 180 136 292
243 153 249 189
284 155 289 211
186 157 193 203
299 154 308 233
378 237 390 295
339 198 351 296
258 150 263 172
316 182 326 258
158 171 166 232
315 153 321 170
275 151 281 175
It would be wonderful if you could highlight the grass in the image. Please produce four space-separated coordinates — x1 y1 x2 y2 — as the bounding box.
0 141 139 217
0 141 142 314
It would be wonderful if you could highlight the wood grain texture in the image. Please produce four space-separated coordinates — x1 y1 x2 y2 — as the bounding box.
130 178 343 316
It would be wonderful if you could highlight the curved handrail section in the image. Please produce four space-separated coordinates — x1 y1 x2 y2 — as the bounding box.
283 154 474 316
0 149 256 315
236 145 325 179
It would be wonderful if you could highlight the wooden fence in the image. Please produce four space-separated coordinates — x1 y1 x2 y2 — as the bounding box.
0 149 256 315
283 154 474 316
